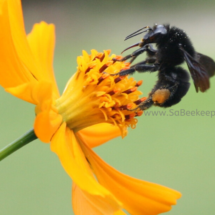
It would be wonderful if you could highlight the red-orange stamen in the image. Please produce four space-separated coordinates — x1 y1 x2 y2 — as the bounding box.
136 110 143 117
106 50 111 55
99 62 113 73
120 103 133 110
85 63 97 74
122 87 137 94
124 62 131 67
120 66 130 72
108 88 120 95
94 52 104 61
125 113 136 120
134 97 147 105
97 73 110 85
135 80 143 87
114 56 122 60
114 76 126 83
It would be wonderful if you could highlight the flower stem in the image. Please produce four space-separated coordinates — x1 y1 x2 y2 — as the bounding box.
0 129 37 161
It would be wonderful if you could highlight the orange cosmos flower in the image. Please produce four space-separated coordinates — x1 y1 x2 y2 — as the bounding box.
0 0 181 214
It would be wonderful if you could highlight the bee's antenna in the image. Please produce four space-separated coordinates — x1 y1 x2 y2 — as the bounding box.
124 26 150 41
124 30 148 41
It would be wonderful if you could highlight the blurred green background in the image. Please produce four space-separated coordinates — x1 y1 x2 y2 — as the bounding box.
1 0 215 214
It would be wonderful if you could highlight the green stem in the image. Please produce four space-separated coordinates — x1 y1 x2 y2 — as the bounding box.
0 129 38 161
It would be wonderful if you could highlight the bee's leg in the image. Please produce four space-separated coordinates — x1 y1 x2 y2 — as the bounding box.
135 87 172 111
111 62 159 76
166 82 180 98
134 80 179 110
120 46 148 62
129 55 138 64
130 56 157 68
113 44 157 63
151 81 190 108
136 97 154 110
136 67 190 110
111 63 159 76
129 44 157 63
133 61 159 73
156 67 191 107
145 44 157 57
160 82 190 107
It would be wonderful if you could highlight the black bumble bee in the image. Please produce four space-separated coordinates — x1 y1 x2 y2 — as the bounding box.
113 24 215 110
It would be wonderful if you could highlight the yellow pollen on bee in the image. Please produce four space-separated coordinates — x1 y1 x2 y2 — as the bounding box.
152 89 170 104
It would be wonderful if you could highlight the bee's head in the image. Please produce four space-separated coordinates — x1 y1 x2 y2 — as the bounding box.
141 24 168 46
122 24 169 54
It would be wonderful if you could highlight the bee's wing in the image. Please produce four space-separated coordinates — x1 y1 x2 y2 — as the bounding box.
180 46 210 92
196 53 215 78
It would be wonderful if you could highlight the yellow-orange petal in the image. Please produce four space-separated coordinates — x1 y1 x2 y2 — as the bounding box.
6 83 38 104
0 0 36 88
6 0 43 84
114 210 126 215
77 123 121 148
6 81 54 106
80 141 181 215
34 109 62 143
50 123 121 210
72 183 122 215
27 22 59 98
